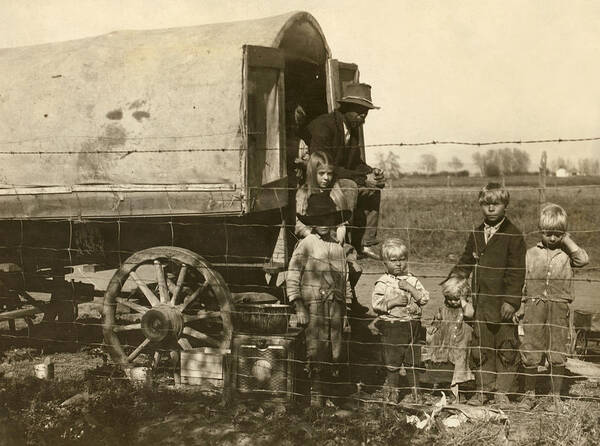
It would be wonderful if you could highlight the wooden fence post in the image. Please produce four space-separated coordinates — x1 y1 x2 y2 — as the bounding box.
539 151 547 206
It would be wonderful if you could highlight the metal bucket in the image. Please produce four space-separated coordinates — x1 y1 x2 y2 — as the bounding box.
128 366 152 384
34 362 54 379
232 303 291 334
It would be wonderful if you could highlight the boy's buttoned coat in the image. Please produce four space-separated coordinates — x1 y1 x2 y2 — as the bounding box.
452 218 526 323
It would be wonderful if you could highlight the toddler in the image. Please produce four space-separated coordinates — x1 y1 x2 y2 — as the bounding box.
425 277 475 402
371 238 429 403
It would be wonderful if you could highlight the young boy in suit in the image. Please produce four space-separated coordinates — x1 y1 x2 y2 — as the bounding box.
447 183 526 408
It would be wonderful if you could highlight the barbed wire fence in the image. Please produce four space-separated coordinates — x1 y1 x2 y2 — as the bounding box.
0 134 599 418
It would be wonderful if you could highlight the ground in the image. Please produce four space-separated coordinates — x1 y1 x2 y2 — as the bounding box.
1 258 599 445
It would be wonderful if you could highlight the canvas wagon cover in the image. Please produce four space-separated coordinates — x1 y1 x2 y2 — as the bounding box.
0 11 328 219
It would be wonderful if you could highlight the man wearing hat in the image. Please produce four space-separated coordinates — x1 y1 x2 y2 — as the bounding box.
303 83 385 260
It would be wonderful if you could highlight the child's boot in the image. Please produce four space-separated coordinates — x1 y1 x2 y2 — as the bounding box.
548 364 565 412
518 367 537 410
310 371 324 407
403 367 422 404
383 370 399 404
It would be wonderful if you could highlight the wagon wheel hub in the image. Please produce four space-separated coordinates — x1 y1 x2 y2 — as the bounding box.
141 305 183 343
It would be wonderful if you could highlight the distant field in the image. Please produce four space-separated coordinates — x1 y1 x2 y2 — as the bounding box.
388 174 600 189
378 176 600 267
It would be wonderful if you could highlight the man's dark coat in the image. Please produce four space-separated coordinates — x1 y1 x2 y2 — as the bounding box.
304 111 372 185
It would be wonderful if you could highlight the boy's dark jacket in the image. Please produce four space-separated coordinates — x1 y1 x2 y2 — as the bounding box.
450 218 526 323
303 111 372 185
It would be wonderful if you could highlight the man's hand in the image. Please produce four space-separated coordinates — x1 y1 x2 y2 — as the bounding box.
512 305 525 324
500 302 516 321
336 225 346 246
372 168 386 188
365 172 379 188
294 300 309 325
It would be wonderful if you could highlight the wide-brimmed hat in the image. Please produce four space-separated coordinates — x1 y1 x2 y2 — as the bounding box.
337 83 380 110
297 193 352 227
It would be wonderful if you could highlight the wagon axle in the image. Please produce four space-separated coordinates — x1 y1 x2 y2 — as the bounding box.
141 305 184 343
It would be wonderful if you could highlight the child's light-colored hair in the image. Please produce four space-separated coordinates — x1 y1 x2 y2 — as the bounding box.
442 276 471 300
381 238 409 261
539 202 567 232
306 151 335 195
478 182 510 206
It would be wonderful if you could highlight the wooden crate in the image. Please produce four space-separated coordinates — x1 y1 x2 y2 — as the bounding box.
180 348 231 390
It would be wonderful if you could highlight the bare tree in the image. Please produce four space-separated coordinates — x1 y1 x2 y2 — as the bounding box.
419 153 437 174
473 148 530 176
376 150 402 179
550 157 575 172
472 152 485 176
578 158 600 175
448 156 463 172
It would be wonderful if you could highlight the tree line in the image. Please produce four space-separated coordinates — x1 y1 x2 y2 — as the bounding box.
376 147 599 178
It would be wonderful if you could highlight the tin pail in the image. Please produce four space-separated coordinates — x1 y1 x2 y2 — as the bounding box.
34 362 54 379
128 366 152 384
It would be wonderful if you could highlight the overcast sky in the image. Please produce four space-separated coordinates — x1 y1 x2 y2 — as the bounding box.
2 0 599 172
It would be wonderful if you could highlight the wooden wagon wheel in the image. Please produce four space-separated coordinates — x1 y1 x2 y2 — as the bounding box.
102 246 233 383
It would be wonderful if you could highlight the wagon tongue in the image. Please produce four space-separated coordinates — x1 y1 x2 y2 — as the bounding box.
140 304 184 343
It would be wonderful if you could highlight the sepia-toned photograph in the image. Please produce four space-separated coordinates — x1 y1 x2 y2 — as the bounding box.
0 1 599 444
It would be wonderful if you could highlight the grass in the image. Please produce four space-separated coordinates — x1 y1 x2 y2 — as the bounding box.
1 360 599 445
389 174 600 189
379 179 600 265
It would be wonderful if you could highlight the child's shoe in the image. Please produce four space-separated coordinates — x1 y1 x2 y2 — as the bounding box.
399 391 422 405
310 374 324 408
538 394 563 413
382 372 399 404
517 391 536 410
492 392 512 410
466 391 489 406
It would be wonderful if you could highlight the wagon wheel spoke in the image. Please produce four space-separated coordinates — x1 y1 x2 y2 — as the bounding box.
113 322 142 332
129 270 160 307
127 338 151 362
154 261 170 304
170 349 181 385
169 264 188 306
183 311 221 324
152 350 162 369
178 338 193 350
178 282 209 311
182 326 220 348
116 298 150 314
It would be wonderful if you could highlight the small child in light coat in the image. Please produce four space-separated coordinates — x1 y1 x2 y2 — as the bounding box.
371 238 429 403
425 277 475 402
286 193 352 406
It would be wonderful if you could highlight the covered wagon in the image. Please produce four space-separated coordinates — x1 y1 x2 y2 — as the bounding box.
0 11 369 380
